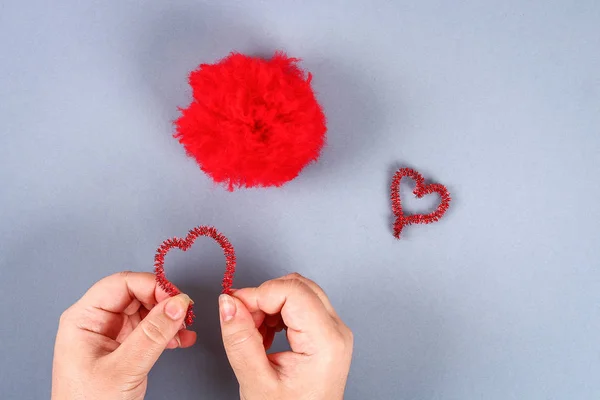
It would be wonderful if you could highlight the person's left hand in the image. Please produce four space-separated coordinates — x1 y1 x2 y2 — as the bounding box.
51 271 196 400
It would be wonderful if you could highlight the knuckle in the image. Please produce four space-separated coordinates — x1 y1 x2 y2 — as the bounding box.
118 270 133 279
258 279 275 291
284 272 317 288
58 305 83 328
75 307 107 334
328 328 353 355
346 328 354 344
337 323 353 343
58 308 71 324
342 331 354 355
285 272 304 280
334 332 347 350
141 318 170 345
285 276 306 290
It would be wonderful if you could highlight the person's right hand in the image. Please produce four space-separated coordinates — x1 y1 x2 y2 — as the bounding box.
218 273 353 400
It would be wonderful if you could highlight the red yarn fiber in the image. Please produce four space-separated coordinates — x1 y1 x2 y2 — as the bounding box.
391 168 451 239
175 52 327 190
154 226 236 326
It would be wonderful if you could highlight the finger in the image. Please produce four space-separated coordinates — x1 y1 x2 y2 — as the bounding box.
118 307 150 342
109 293 192 375
166 337 179 349
232 289 266 328
250 310 266 328
178 330 197 348
165 329 197 349
219 294 276 390
123 299 142 316
79 271 171 314
66 272 175 340
232 278 338 355
279 273 339 318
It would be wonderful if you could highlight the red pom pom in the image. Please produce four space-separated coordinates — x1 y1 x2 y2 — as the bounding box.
175 52 327 190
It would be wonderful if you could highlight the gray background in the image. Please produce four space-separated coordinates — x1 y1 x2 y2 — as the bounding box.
1 0 599 399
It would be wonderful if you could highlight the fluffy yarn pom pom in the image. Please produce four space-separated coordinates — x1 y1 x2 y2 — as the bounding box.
175 52 327 190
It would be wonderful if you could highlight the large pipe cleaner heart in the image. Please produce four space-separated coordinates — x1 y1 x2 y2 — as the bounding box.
390 168 451 239
154 226 236 326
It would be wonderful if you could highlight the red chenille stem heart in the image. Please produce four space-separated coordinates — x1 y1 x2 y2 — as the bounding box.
154 226 236 326
390 168 451 239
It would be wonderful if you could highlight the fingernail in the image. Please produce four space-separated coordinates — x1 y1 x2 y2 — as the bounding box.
165 294 191 320
219 294 236 322
175 333 182 348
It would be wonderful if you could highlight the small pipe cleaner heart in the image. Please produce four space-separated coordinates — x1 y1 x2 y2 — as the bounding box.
390 168 451 239
153 226 236 326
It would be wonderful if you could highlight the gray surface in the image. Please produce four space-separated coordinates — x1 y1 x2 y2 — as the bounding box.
1 1 599 399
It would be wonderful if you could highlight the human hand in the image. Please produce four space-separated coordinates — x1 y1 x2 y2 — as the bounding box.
219 273 353 400
51 271 196 400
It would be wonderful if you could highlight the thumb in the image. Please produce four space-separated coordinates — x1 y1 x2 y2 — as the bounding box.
219 294 275 389
112 293 192 376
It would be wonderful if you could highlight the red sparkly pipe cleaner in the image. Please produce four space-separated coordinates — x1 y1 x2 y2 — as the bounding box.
154 226 236 326
391 168 451 239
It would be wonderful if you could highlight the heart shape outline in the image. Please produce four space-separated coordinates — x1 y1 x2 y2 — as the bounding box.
390 168 451 239
154 226 236 326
